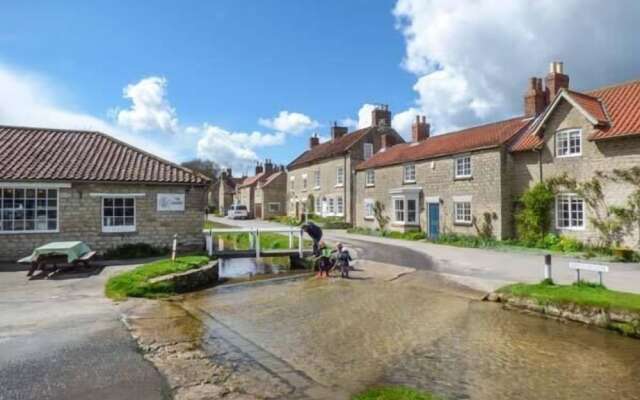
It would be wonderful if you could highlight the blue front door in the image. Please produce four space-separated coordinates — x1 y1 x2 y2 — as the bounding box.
428 203 440 239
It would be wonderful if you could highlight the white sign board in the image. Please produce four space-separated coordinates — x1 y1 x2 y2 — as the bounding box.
569 262 609 273
157 193 185 211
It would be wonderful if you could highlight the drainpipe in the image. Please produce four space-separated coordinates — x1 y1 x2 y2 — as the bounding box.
537 148 543 182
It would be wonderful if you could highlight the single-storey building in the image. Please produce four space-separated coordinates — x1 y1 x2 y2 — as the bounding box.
0 125 210 261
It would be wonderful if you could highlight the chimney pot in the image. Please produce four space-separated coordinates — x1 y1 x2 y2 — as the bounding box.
411 114 430 142
545 60 570 102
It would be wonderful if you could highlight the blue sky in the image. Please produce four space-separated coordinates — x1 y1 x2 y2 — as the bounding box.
2 1 640 175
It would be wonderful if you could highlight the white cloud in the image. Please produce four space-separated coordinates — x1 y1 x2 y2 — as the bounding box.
356 104 376 128
0 63 176 160
339 117 358 130
393 0 640 134
391 107 420 139
258 110 318 134
116 76 178 133
195 124 285 173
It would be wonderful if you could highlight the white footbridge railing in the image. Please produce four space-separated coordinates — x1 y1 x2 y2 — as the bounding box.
203 227 306 260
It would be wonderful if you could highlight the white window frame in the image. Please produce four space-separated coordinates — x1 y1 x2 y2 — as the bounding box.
315 196 321 215
336 166 344 187
336 196 344 216
364 142 374 160
454 155 472 179
267 202 280 212
102 196 136 233
314 170 321 189
555 193 585 230
454 201 472 225
555 129 582 158
289 175 295 191
365 169 375 187
328 197 335 215
0 186 60 234
403 164 416 184
391 189 420 225
364 198 375 220
302 174 308 191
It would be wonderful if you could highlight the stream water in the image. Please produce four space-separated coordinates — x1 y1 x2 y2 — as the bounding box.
185 270 640 399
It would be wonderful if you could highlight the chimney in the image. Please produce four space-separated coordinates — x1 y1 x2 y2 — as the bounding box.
371 104 392 127
380 134 396 151
223 168 232 178
411 115 430 142
309 134 320 149
255 162 263 175
524 77 546 117
264 159 274 174
331 122 348 140
545 61 569 102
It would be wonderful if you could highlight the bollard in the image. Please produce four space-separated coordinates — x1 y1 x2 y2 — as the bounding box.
544 254 552 281
172 234 178 261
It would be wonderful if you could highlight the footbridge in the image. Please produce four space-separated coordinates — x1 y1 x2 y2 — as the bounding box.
203 227 314 260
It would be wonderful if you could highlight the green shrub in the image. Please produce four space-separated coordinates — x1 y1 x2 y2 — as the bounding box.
550 236 584 252
103 243 169 260
515 182 555 244
353 386 438 400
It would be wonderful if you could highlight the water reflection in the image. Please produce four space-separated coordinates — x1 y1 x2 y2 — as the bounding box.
186 271 640 399
219 257 298 278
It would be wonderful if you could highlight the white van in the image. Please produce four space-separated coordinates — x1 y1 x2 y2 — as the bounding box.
227 204 249 219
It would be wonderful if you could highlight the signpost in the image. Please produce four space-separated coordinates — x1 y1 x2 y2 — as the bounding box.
569 262 609 285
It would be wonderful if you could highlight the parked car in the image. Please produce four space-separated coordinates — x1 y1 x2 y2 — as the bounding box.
227 204 249 219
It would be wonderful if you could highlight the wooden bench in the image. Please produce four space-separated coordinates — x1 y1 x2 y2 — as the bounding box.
26 251 98 278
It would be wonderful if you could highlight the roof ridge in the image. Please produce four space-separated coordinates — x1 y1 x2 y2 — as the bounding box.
427 115 526 139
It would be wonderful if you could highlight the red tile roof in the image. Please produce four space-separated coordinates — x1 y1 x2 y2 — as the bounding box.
0 125 209 185
259 170 284 187
356 117 531 170
511 80 640 151
237 171 266 188
287 126 398 170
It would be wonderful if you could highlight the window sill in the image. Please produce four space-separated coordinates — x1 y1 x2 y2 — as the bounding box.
555 154 582 159
102 227 137 234
453 221 473 226
454 176 473 181
335 184 344 188
313 187 321 190
364 216 375 220
556 226 586 231
0 229 59 235
403 181 416 185
365 184 375 188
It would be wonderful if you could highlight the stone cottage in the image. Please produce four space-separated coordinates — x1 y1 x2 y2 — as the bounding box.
254 170 287 219
236 160 281 218
355 114 530 239
0 125 210 261
215 168 244 215
287 105 405 223
510 63 640 246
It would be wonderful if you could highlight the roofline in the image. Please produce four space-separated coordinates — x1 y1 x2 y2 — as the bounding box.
0 178 209 186
0 124 210 184
356 143 503 171
529 89 603 137
585 78 640 94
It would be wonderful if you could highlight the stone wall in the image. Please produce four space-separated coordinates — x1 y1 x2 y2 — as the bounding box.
1 182 207 261
510 99 640 246
354 147 509 239
256 174 287 219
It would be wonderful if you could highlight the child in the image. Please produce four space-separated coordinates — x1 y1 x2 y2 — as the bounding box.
335 243 352 279
317 240 333 278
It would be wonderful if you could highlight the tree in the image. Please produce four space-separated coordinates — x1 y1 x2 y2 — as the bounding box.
180 159 221 180
373 201 390 231
515 182 555 245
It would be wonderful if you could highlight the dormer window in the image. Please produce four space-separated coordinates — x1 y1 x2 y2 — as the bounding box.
364 142 373 160
556 129 582 157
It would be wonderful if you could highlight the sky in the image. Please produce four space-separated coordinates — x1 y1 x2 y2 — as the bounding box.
1 0 640 176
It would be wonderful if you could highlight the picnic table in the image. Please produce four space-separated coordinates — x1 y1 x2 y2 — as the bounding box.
18 241 97 278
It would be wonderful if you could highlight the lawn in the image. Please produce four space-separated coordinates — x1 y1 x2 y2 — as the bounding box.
105 255 210 300
498 280 640 313
353 386 438 400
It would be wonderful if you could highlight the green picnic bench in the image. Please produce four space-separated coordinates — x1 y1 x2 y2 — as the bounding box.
18 241 97 279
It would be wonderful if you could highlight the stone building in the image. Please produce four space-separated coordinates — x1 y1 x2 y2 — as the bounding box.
355 114 530 239
510 63 640 246
254 170 287 219
355 62 640 247
286 105 405 223
215 168 244 215
236 160 281 218
0 125 210 261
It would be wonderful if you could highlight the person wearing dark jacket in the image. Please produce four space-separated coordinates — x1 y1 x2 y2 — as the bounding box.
301 221 323 256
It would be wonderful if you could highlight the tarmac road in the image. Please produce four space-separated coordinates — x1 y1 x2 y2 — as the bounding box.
0 263 169 400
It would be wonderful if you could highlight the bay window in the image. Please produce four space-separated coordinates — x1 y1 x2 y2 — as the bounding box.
394 198 405 223
390 187 421 225
0 187 58 233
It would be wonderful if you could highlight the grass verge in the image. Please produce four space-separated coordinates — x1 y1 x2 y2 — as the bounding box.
105 255 210 300
497 280 640 313
352 386 438 400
